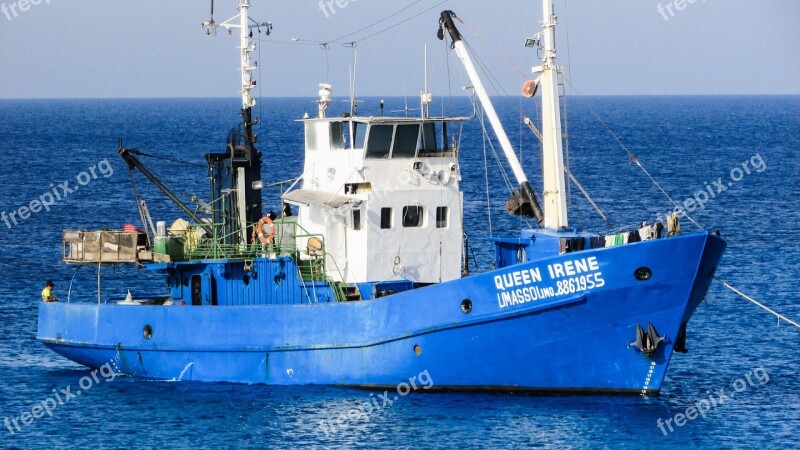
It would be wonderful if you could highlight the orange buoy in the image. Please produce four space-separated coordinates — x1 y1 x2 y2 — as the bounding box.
254 216 275 244
522 79 538 97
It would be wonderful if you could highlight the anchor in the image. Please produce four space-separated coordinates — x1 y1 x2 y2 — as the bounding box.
628 323 665 357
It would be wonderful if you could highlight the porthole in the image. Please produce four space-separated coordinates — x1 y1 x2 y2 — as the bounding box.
143 325 153 339
461 299 473 314
413 345 422 356
634 267 653 281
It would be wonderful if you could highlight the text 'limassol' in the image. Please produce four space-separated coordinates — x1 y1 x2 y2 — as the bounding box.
494 256 605 308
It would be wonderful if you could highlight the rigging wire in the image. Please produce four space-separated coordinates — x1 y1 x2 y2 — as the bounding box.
715 278 800 330
565 167 611 226
521 112 611 226
132 159 206 213
460 37 536 228
335 0 451 45
474 101 522 203
458 11 699 231
128 169 149 236
257 30 264 134
271 0 451 49
134 150 206 168
326 0 429 44
563 0 574 87
321 42 331 81
443 33 453 117
564 78 703 229
482 107 493 237
464 40 519 119
456 17 529 79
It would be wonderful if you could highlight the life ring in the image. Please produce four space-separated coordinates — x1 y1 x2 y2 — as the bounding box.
255 216 275 244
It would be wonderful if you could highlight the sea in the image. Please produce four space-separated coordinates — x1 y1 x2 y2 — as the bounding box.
0 95 798 448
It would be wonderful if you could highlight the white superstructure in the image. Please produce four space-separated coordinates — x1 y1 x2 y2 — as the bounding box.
285 113 467 285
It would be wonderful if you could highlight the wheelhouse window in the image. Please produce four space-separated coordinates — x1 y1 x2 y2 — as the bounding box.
418 121 452 157
436 206 448 228
402 206 424 228
365 125 393 159
380 207 393 229
330 122 345 150
392 124 421 158
305 124 318 151
352 209 362 231
365 122 452 159
420 122 438 152
353 122 367 149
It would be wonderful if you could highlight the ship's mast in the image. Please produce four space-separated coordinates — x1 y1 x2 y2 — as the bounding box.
537 0 568 229
203 1 265 115
203 1 270 244
239 1 255 112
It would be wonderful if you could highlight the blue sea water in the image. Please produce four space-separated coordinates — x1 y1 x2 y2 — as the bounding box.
0 95 798 448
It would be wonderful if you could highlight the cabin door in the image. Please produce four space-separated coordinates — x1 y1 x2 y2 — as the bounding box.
191 275 202 306
202 274 217 306
325 212 347 282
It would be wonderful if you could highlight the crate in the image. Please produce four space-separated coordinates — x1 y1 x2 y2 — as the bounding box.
63 230 144 264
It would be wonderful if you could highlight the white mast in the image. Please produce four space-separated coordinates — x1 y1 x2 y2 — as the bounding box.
203 1 269 110
203 1 271 244
239 0 256 110
536 0 569 229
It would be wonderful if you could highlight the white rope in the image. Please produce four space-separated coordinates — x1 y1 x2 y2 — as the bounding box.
715 278 800 329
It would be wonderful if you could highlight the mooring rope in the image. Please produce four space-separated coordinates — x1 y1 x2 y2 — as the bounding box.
715 278 800 329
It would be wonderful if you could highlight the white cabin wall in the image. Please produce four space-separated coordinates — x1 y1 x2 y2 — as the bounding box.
295 119 464 285
360 159 462 284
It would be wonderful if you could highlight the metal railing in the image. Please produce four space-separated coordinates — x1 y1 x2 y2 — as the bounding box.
155 217 353 302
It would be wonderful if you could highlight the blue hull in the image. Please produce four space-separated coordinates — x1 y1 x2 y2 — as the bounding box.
38 232 725 394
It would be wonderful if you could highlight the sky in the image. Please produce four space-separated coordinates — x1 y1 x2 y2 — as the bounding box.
0 0 798 99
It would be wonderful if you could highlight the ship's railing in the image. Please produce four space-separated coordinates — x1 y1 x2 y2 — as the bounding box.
160 218 351 302
180 219 318 260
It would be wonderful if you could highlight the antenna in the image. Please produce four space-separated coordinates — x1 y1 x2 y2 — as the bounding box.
203 0 217 34
201 0 271 111
392 80 420 117
346 42 358 117
421 44 432 118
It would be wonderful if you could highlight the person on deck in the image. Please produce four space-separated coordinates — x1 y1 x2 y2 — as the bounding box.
42 280 58 302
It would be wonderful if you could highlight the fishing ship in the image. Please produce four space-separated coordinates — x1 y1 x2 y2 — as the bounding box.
38 0 726 394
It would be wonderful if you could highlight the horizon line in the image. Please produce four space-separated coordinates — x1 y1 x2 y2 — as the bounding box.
2 93 799 101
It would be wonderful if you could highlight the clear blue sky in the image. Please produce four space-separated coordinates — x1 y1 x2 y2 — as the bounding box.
1 0 798 98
